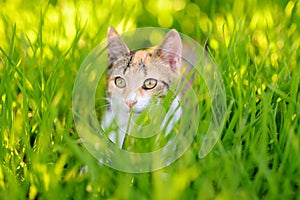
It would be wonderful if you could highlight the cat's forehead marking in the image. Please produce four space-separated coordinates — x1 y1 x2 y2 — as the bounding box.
122 50 150 76
137 60 147 76
132 50 149 63
123 51 135 74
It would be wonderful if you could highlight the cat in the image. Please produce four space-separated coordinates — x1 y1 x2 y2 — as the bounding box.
102 26 183 149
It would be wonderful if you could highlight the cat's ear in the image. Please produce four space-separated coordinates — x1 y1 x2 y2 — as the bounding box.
107 26 130 66
153 29 182 72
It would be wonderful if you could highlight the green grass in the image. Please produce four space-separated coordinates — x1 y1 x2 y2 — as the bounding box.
0 0 300 199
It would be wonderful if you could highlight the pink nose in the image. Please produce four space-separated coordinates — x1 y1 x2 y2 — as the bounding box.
125 100 137 107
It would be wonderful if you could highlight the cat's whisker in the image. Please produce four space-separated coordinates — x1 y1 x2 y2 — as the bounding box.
95 97 110 101
95 104 110 111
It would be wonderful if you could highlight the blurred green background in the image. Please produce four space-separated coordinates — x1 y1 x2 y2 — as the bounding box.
0 0 299 199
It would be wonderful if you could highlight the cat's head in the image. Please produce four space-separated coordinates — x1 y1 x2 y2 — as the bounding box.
106 27 182 114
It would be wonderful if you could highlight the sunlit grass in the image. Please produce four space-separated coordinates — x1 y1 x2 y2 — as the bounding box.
0 0 300 199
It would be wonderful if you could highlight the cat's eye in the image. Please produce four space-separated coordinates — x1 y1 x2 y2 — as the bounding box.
115 77 126 88
143 78 157 90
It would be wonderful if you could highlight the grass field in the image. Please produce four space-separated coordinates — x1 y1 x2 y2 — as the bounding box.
0 0 300 199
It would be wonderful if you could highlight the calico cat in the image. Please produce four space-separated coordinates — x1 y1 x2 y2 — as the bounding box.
102 27 183 148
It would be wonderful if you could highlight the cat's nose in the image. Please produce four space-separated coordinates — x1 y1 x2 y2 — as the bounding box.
125 99 137 108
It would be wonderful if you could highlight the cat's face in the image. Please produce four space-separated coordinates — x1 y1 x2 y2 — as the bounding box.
106 27 182 114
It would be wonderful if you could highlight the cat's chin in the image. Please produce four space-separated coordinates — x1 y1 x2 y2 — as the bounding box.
111 107 143 115
127 108 144 114
126 105 149 114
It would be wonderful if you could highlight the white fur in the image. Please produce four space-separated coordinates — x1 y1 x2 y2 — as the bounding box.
160 96 182 136
101 95 181 148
